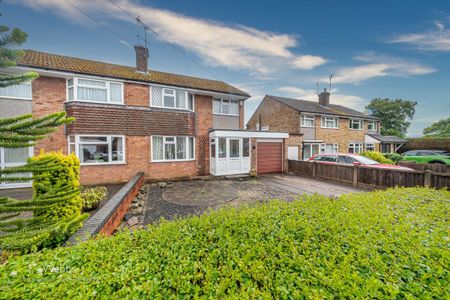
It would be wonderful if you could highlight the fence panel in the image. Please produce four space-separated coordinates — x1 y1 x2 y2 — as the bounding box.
398 161 450 173
315 163 353 183
431 173 450 189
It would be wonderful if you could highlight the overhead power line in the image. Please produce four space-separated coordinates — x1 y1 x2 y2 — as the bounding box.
64 0 133 48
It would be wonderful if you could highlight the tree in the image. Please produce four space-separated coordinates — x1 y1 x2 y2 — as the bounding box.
0 25 86 253
366 98 417 137
423 117 450 137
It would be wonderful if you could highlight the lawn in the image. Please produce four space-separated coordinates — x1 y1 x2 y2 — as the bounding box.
1 187 449 299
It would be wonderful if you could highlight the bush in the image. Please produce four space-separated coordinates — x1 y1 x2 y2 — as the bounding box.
384 152 404 163
0 187 448 298
360 151 394 164
81 186 108 211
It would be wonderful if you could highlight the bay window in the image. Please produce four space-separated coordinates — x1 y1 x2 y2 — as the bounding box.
152 136 195 161
69 135 125 165
321 116 338 128
67 77 123 104
0 80 32 99
301 115 315 127
349 119 362 130
213 98 239 116
349 143 363 154
151 86 194 111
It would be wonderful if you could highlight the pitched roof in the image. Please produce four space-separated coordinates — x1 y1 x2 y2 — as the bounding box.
265 95 380 120
17 50 250 98
367 133 407 143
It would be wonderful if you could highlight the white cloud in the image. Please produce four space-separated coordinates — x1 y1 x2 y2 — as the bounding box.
323 53 436 84
389 19 450 51
14 0 327 73
277 86 365 110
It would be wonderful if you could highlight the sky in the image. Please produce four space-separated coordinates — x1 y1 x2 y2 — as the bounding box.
3 0 450 137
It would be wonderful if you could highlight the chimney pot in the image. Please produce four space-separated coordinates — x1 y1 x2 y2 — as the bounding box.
134 45 149 73
318 89 330 106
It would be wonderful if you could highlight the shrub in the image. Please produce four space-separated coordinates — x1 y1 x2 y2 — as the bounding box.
384 152 404 163
0 188 448 298
81 186 108 211
360 151 394 164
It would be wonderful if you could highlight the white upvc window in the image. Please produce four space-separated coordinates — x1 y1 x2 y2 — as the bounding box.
320 143 338 154
151 86 194 111
365 143 375 151
301 114 315 127
321 116 339 128
349 143 363 154
68 135 125 165
367 121 377 132
0 80 32 100
151 136 195 162
67 77 123 104
213 98 239 116
349 119 363 130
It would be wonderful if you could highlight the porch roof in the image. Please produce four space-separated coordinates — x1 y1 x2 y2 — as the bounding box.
366 133 407 143
209 129 289 139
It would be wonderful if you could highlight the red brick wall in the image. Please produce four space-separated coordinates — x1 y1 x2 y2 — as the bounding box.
99 173 145 235
32 76 67 154
125 82 149 106
195 94 213 175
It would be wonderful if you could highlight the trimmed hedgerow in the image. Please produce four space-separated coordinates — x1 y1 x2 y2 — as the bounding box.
0 187 449 298
360 151 395 164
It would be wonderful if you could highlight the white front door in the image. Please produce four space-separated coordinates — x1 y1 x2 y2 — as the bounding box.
211 137 251 176
0 147 33 189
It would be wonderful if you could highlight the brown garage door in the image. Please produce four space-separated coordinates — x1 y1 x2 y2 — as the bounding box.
257 142 283 174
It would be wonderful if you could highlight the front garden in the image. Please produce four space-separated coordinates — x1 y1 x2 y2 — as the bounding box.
1 187 448 298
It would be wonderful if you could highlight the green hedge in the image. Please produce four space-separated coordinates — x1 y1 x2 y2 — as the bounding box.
1 188 448 298
360 151 394 164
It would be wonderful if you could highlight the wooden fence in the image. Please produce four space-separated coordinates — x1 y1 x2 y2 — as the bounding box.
288 160 450 189
397 161 450 173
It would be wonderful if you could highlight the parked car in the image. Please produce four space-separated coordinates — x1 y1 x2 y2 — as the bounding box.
308 154 414 171
402 150 450 165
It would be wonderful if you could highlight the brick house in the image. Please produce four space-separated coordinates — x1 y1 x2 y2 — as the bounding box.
247 90 405 160
0 48 288 188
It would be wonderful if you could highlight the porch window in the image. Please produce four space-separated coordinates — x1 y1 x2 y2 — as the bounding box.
348 143 363 154
213 98 239 116
68 135 125 165
321 116 338 128
210 139 216 158
243 138 250 157
365 143 375 151
349 119 362 130
367 121 377 132
152 136 195 161
230 139 240 158
67 77 123 104
301 115 315 127
218 138 227 158
0 80 32 99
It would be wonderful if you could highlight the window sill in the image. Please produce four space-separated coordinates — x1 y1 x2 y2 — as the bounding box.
67 99 125 105
213 113 240 117
80 162 127 166
0 96 32 101
301 125 315 128
320 127 339 129
150 105 194 112
349 128 364 131
151 159 196 163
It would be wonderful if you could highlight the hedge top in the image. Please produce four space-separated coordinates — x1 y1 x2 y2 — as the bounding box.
1 187 449 299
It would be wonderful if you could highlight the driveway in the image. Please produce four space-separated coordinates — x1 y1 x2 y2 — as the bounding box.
138 174 363 225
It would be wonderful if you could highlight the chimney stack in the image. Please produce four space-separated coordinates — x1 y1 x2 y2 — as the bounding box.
318 88 330 106
134 45 149 73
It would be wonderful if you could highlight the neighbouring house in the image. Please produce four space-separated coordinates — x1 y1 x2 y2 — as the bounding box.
0 47 289 188
247 90 405 160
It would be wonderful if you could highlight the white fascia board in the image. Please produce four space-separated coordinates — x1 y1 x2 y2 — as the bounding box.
13 66 249 100
209 130 289 139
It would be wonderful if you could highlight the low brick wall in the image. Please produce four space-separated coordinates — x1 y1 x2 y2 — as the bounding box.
67 172 144 245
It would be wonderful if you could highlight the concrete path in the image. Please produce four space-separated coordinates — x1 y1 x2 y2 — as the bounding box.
259 174 363 197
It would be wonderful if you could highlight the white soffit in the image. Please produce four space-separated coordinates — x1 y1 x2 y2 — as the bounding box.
210 130 289 139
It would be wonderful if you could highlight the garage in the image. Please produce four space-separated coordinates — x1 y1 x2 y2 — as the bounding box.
257 142 283 174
